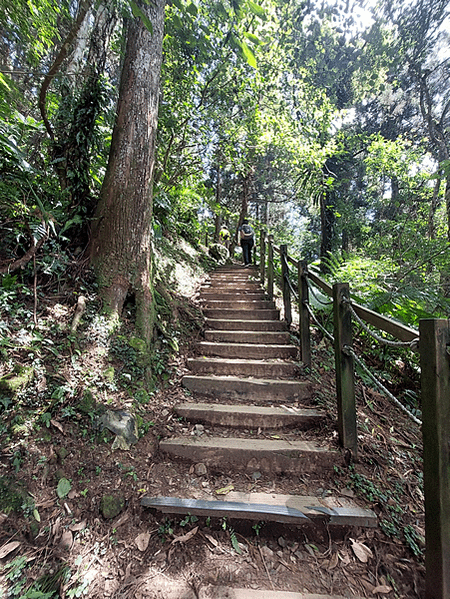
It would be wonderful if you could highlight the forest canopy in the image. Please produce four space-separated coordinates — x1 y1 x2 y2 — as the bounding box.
1 0 450 332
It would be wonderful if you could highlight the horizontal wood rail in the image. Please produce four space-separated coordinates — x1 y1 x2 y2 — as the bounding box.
258 230 449 599
271 241 419 344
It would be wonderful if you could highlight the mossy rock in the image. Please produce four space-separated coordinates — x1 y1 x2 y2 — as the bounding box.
100 494 125 519
0 365 34 395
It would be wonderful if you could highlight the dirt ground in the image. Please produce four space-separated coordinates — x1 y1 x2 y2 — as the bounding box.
0 277 425 598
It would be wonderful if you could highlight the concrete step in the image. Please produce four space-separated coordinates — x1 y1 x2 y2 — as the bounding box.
203 308 280 321
174 402 324 429
200 299 276 310
205 318 287 332
202 283 263 292
208 273 259 280
142 492 377 528
205 590 366 599
187 358 301 378
208 273 258 279
182 374 311 401
204 330 290 345
159 436 337 474
199 291 268 300
197 341 297 360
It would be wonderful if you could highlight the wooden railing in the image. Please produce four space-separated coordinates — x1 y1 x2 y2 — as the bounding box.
257 232 449 599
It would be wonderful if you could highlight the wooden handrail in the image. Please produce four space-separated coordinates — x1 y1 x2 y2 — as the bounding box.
260 232 447 598
270 249 420 343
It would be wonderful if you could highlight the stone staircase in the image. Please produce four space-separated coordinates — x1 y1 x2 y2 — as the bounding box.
142 264 376 599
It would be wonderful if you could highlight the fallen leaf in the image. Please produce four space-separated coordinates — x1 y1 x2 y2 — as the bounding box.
203 533 219 547
338 549 351 566
171 526 198 545
135 532 150 552
327 552 339 570
361 579 375 592
216 484 234 495
350 538 373 563
373 585 393 594
51 419 64 433
69 520 87 532
0 541 20 559
59 530 73 551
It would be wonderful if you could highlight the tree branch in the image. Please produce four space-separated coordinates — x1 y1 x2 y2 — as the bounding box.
38 0 91 140
0 234 48 275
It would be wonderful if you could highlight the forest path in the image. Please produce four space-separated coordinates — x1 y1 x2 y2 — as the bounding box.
142 264 377 599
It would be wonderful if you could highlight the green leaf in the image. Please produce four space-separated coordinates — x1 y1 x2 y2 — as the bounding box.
244 31 260 45
240 40 257 68
57 477 71 498
33 508 41 522
129 1 153 34
0 73 11 91
230 529 242 554
247 0 265 18
186 2 198 16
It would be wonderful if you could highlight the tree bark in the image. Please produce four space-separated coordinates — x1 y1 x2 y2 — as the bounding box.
90 0 165 342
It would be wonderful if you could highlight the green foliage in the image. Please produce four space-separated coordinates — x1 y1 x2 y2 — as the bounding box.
179 513 198 527
158 517 174 540
320 250 450 327
56 477 71 499
348 466 424 557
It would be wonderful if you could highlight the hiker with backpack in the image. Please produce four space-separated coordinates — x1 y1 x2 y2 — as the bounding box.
238 219 254 266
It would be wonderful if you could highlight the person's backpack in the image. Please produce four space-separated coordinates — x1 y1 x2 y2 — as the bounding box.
240 224 254 240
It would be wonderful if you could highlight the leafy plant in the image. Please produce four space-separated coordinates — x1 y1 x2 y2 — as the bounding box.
56 478 71 499
179 513 199 527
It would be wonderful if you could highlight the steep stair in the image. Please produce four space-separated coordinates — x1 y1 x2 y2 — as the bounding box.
142 264 376 598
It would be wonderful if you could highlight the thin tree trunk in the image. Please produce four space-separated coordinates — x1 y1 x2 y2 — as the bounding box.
230 170 252 257
428 175 442 240
38 0 91 141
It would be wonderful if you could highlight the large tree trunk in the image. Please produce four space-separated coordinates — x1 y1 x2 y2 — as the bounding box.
90 0 165 342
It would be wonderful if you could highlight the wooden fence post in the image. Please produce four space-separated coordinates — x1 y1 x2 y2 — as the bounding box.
333 283 357 458
419 319 450 599
267 235 274 301
299 260 311 368
280 245 292 327
260 231 266 285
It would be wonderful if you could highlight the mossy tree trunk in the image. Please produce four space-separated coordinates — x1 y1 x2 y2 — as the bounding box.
90 0 165 342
